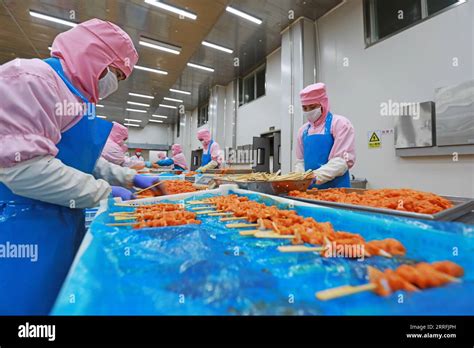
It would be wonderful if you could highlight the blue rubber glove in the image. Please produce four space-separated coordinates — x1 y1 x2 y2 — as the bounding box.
111 186 135 200
145 161 152 168
133 175 160 189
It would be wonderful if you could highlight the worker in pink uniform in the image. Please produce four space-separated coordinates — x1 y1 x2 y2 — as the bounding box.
0 18 158 314
101 121 129 166
295 83 356 188
169 144 188 171
196 128 222 172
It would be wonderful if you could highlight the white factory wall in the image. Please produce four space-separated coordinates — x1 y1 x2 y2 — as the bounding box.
235 48 282 147
316 0 474 197
128 124 171 145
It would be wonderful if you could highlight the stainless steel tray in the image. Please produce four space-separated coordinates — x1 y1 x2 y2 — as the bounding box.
284 188 474 221
215 178 313 196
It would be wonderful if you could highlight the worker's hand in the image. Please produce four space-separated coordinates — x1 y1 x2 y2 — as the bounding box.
111 186 135 201
145 161 152 168
133 175 160 189
152 163 159 169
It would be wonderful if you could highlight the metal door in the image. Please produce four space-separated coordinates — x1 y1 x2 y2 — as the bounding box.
252 137 271 172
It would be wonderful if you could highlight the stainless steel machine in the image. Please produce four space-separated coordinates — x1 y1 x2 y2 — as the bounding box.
435 79 474 146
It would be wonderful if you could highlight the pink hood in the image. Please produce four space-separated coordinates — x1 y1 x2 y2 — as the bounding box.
101 122 128 165
0 18 138 168
51 18 139 103
299 83 330 119
171 144 183 156
197 128 212 148
157 151 167 160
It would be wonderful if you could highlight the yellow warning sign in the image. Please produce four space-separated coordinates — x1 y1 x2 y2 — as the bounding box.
368 131 381 149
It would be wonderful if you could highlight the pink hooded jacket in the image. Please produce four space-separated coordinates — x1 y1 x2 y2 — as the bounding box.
296 83 356 169
197 128 222 165
0 19 138 168
171 144 188 170
101 122 128 165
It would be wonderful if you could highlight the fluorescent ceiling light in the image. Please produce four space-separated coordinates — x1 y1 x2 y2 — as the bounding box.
187 62 214 72
29 11 77 27
124 118 142 123
126 108 147 113
139 38 181 55
127 101 150 107
135 65 168 75
152 114 168 118
202 41 233 54
124 123 140 127
96 115 107 119
225 6 262 25
129 92 154 99
96 104 104 108
149 119 164 123
169 88 191 95
159 104 177 109
163 97 183 103
144 0 197 20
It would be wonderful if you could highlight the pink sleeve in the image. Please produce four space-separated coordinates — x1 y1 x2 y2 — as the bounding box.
295 125 306 161
210 142 222 165
0 59 81 168
329 115 356 169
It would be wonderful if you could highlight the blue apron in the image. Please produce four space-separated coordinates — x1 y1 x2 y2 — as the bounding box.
303 112 351 189
201 140 214 167
0 57 112 314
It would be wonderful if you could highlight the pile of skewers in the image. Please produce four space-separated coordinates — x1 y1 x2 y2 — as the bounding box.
109 195 465 302
316 261 464 300
221 170 314 182
109 203 200 229
190 195 406 258
288 188 453 214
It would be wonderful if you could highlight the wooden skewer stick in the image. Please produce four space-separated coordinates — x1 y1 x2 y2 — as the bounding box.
106 222 135 227
109 211 136 216
316 284 377 301
135 181 163 195
254 231 295 239
187 200 215 205
226 223 259 228
191 206 217 211
220 216 247 222
278 245 325 253
114 216 137 221
208 212 233 216
195 210 220 215
239 230 261 236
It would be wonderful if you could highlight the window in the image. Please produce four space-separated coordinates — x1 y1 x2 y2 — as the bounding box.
197 104 208 127
427 0 459 14
239 64 266 106
364 0 465 45
243 74 255 103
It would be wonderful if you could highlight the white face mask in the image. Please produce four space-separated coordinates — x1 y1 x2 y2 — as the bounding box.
136 152 142 157
98 68 118 99
303 107 322 123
